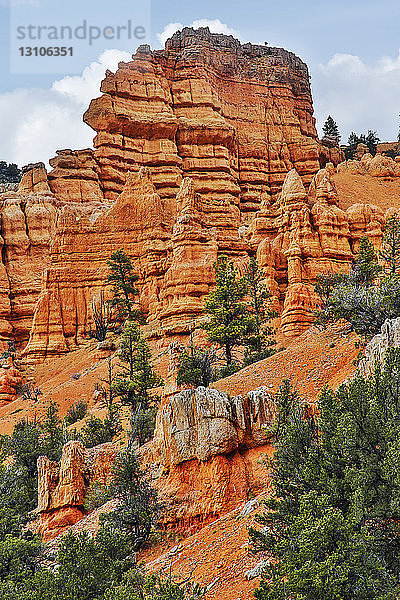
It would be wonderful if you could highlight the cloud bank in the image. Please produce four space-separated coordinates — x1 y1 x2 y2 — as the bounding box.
0 49 131 167
313 51 400 142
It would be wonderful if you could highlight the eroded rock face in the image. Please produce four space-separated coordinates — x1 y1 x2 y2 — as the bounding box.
337 153 400 178
140 386 275 532
357 317 400 378
154 386 274 466
0 28 395 362
84 27 320 212
0 361 23 406
35 440 116 541
0 186 58 348
36 386 274 540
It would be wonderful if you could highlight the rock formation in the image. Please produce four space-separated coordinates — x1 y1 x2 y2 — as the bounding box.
35 440 116 541
0 28 395 371
357 317 400 378
154 386 273 466
337 152 400 178
36 386 274 540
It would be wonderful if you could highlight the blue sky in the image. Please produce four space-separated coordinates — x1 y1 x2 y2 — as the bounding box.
1 0 400 166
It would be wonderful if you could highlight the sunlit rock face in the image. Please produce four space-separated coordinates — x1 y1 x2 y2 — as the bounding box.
0 28 393 364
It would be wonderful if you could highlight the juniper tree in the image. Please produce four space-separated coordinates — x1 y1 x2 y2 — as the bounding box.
107 250 141 322
379 213 400 274
203 255 256 365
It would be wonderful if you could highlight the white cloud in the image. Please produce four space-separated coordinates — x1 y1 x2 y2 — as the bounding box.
157 22 184 47
0 49 131 167
313 50 400 142
52 49 131 104
156 18 240 48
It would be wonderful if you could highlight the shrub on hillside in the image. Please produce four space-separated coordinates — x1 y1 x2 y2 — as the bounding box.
64 400 88 426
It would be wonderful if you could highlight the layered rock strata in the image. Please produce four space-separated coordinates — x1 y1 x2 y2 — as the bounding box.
0 28 396 369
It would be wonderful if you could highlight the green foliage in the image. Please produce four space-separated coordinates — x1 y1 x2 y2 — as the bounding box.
203 256 256 365
251 352 400 599
243 257 277 363
79 405 122 448
176 346 218 388
113 321 162 446
107 250 141 322
352 235 381 286
314 236 392 336
322 115 340 142
379 213 400 274
0 401 64 515
215 361 242 379
64 400 88 426
0 162 21 184
129 408 156 447
101 450 162 551
346 130 380 158
202 256 277 367
0 534 42 582
0 507 201 600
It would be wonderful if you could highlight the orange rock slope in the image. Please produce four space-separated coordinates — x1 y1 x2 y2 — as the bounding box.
19 323 359 600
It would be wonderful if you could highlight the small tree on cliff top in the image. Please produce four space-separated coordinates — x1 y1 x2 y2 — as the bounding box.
322 115 340 143
107 250 141 322
202 255 256 365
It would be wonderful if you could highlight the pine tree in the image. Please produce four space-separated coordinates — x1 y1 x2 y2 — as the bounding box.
379 214 400 274
322 115 340 142
352 235 381 286
203 255 256 365
113 322 162 446
102 450 162 551
250 352 400 600
346 130 380 159
0 162 21 184
243 257 277 363
107 250 141 322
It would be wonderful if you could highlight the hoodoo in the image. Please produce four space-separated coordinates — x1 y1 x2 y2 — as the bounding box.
0 28 396 362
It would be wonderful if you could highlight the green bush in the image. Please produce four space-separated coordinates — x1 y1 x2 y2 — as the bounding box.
79 407 122 448
64 400 88 426
176 347 218 388
251 350 400 599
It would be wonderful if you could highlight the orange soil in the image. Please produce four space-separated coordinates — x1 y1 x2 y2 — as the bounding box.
214 324 359 402
335 171 400 212
144 490 270 600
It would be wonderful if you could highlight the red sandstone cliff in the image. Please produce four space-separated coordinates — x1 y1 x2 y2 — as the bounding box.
0 27 397 376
